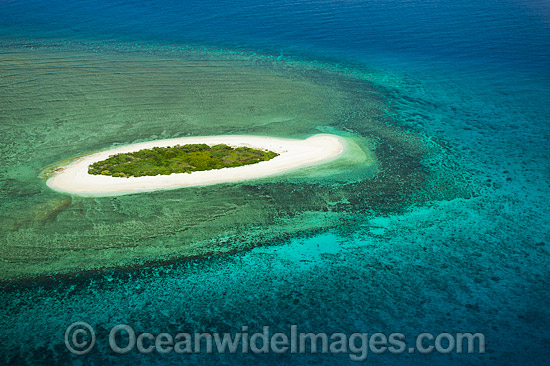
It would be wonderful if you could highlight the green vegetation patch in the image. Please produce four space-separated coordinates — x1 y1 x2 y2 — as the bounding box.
88 144 279 177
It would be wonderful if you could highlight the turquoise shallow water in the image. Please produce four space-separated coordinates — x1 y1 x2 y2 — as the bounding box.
1 0 549 365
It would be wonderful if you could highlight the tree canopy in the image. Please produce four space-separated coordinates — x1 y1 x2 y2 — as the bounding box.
88 144 279 177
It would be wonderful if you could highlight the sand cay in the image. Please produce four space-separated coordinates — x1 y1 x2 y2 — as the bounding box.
46 134 345 196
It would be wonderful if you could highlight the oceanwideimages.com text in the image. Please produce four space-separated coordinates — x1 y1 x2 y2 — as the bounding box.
65 322 486 361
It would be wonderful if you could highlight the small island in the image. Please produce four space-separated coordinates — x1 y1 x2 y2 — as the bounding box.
46 134 345 196
88 144 279 177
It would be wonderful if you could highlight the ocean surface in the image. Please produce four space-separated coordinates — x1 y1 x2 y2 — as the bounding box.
0 0 549 365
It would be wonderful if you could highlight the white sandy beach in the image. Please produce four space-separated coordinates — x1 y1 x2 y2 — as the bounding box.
46 134 345 196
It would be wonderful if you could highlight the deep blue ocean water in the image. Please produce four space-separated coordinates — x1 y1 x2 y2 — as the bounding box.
1 0 549 365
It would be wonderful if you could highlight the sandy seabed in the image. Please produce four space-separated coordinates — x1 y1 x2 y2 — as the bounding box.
46 134 345 196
